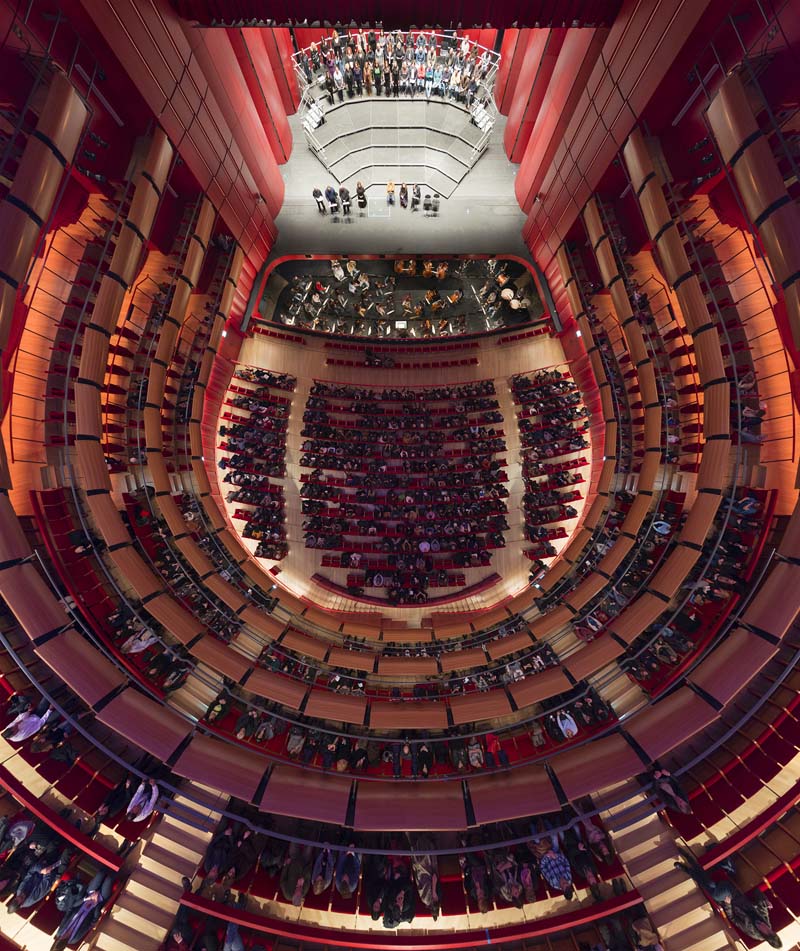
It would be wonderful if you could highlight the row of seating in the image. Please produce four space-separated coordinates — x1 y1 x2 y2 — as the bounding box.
323 339 480 353
325 356 479 369
252 325 306 344
218 367 292 560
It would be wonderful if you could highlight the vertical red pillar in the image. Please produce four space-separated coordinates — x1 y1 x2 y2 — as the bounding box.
504 29 567 163
515 29 606 213
494 28 529 115
262 27 300 113
229 28 293 165
180 25 285 220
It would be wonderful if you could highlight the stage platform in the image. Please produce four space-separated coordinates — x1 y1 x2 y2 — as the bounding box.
273 111 527 257
307 97 488 198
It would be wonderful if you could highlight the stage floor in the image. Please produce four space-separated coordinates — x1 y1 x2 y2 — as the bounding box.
272 110 527 257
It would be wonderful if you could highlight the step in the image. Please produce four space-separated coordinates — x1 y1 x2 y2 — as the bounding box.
171 676 218 710
625 841 683 881
172 786 229 813
320 126 476 167
612 824 673 859
637 868 697 909
159 799 219 834
667 913 735 951
111 899 173 939
150 823 209 861
651 892 714 933
138 842 197 878
112 892 177 930
93 917 161 951
330 144 469 181
606 801 660 836
124 868 184 906
338 161 461 199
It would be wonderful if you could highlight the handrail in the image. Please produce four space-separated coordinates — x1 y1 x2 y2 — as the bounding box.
291 30 500 103
180 890 641 950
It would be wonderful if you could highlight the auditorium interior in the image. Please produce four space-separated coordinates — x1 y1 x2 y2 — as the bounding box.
1 1 800 950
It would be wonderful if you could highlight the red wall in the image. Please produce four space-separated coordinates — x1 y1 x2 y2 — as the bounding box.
515 29 606 213
179 26 285 220
79 0 276 271
494 28 529 115
521 0 715 277
262 27 300 113
229 28 293 165
503 29 565 163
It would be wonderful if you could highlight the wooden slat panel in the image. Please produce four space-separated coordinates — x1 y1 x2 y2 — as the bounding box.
508 667 574 707
304 689 367 725
354 782 466 831
192 635 251 682
377 656 438 676
174 734 263 801
327 646 375 672
261 765 350 825
450 689 512 725
688 628 777 708
441 646 487 671
281 628 329 661
469 766 559 824
246 668 308 710
626 688 719 760
0 565 69 639
97 688 190 761
563 636 625 681
36 629 125 707
369 700 449 730
552 734 643 799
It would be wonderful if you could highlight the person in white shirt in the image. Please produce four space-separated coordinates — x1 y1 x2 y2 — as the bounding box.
3 706 53 743
126 778 160 822
556 710 579 739
121 628 159 655
449 67 461 100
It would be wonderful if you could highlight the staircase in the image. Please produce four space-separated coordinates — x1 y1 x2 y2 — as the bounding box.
597 780 738 951
91 783 224 951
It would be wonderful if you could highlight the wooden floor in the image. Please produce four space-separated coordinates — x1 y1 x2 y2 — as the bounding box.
216 328 591 621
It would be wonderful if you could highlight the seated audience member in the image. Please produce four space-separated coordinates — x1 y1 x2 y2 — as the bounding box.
51 871 116 951
280 845 313 906
674 848 781 947
126 778 160 823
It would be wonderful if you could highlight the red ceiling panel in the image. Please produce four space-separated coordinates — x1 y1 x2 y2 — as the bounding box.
505 29 563 163
229 28 293 164
180 26 285 217
264 27 301 111
504 29 548 158
496 27 530 116
169 0 623 28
